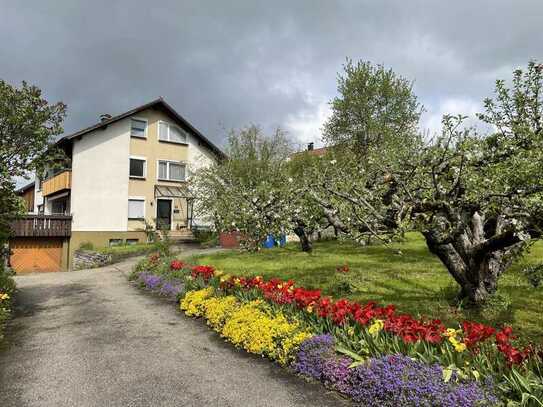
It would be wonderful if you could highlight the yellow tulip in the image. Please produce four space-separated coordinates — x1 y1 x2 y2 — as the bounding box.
454 342 467 352
368 319 384 335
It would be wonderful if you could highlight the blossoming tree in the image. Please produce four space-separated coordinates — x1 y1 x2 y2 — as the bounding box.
313 61 543 304
399 62 543 303
194 125 313 250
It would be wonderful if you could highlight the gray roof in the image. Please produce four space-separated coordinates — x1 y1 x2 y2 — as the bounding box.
58 98 225 159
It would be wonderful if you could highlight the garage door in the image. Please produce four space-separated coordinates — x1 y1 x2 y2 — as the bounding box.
10 238 63 273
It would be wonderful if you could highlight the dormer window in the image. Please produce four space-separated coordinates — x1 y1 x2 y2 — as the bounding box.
130 118 147 138
158 121 187 144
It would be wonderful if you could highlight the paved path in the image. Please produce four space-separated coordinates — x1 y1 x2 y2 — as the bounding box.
0 251 349 407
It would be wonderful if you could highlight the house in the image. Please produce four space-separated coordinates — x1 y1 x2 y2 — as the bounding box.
16 181 36 212
9 98 224 273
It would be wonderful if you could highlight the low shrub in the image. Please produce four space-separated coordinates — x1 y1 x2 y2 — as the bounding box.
78 241 94 250
98 242 158 263
0 263 16 341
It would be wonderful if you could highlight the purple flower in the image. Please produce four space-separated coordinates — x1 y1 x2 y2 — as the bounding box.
322 356 351 393
138 272 162 290
294 335 498 407
159 281 183 297
293 334 335 379
347 354 497 407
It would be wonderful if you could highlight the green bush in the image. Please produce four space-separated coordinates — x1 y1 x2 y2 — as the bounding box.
97 242 158 262
79 241 94 250
0 262 16 341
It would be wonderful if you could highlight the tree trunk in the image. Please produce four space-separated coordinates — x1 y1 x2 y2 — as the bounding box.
458 255 506 303
423 231 511 305
293 224 312 252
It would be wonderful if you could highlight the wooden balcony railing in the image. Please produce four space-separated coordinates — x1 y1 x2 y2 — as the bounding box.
10 215 72 237
42 170 71 197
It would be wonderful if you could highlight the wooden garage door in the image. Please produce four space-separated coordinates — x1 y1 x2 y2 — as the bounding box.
10 238 63 273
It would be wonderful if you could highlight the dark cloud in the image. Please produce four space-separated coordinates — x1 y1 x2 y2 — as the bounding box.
1 0 542 151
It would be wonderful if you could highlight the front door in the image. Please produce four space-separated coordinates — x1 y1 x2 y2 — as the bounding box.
156 199 172 230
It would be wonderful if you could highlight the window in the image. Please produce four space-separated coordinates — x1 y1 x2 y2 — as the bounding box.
109 239 123 247
129 157 146 178
158 121 187 144
126 239 139 245
128 198 145 219
157 160 186 181
130 118 147 138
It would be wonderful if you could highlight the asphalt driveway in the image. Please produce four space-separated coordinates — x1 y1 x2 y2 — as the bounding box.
0 256 349 407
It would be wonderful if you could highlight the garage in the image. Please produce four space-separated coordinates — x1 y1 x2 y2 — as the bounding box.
10 238 64 273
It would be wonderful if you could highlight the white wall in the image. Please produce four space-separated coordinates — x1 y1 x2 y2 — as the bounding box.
33 178 43 213
71 119 130 231
187 133 217 174
187 134 219 227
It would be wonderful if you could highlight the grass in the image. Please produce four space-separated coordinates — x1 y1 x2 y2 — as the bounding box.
96 242 158 261
190 233 543 341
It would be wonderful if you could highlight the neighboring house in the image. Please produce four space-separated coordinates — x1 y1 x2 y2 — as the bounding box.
289 142 328 159
10 98 224 273
16 181 36 212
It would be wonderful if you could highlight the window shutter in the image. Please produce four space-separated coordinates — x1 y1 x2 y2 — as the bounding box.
158 161 168 179
169 126 186 143
128 199 144 219
130 119 147 138
159 122 169 141
169 163 185 181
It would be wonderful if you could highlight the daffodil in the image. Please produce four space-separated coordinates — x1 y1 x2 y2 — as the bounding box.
368 319 384 336
454 342 467 352
444 328 458 337
0 293 10 301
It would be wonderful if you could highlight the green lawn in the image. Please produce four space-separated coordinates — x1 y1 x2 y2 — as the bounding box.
190 233 543 341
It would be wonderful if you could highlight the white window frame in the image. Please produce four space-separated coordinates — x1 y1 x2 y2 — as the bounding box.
130 117 148 139
156 160 186 182
129 156 147 179
128 196 146 220
157 120 188 144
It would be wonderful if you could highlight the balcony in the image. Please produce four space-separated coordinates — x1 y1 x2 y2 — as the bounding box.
10 215 72 237
42 170 71 197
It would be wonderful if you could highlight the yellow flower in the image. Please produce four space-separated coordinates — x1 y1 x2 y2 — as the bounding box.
448 336 459 346
347 327 355 337
368 319 384 336
444 328 458 337
180 287 214 316
306 305 313 313
0 293 10 301
181 288 313 366
454 342 467 353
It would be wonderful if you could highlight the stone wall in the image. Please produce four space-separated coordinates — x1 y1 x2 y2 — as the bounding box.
73 250 112 270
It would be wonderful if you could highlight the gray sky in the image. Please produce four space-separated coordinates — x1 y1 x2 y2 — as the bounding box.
1 0 542 151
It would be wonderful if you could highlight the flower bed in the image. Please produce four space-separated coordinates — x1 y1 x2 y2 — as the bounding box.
132 253 543 405
180 287 311 365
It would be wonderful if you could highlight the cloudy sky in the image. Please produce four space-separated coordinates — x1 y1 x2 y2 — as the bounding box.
1 0 542 151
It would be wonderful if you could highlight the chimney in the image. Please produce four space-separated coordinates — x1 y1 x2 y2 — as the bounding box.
307 142 314 151
100 113 112 122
